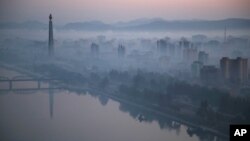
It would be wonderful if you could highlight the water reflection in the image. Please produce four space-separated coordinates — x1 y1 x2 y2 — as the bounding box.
0 87 227 141
49 87 54 119
98 95 109 106
69 89 227 141
0 67 227 141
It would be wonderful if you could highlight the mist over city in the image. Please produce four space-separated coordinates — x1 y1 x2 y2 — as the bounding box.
1 0 250 141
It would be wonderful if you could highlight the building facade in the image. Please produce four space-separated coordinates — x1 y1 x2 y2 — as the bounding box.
220 57 248 84
198 51 209 65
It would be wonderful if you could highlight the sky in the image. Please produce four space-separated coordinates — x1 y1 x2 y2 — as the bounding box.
0 0 250 24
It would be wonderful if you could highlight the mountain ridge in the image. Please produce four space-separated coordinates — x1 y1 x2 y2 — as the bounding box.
1 18 250 31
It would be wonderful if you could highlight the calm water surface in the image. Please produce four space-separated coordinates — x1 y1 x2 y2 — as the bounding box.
0 68 225 141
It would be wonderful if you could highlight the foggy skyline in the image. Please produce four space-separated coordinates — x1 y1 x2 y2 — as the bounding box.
0 0 250 24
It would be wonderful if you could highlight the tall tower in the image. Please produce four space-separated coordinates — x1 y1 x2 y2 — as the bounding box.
224 26 227 43
48 14 54 56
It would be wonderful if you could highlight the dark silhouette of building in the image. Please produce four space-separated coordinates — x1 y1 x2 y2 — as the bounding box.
220 57 248 84
157 38 175 56
179 38 191 48
224 26 227 43
91 43 99 56
48 14 54 56
191 61 203 78
200 65 220 86
183 47 197 63
198 51 209 65
157 39 168 53
192 34 207 43
118 44 126 57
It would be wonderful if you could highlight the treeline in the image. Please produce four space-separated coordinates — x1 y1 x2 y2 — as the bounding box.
27 63 250 128
117 70 227 106
33 64 86 85
219 95 250 123
114 70 250 124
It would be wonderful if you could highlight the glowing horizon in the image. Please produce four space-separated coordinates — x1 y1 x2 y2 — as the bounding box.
0 0 250 24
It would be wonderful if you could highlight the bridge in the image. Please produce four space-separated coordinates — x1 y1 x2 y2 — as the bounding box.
0 75 62 91
0 75 60 119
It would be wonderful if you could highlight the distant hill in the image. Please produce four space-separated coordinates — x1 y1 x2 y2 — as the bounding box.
1 18 250 31
63 21 112 31
0 21 47 30
112 18 250 31
113 18 165 27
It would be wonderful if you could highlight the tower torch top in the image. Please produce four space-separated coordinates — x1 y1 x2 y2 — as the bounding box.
49 14 52 20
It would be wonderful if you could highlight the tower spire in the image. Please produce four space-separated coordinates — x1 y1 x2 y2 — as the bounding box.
49 14 52 20
224 26 227 43
48 14 54 56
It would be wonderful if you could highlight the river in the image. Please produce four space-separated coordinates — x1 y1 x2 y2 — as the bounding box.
0 67 227 141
